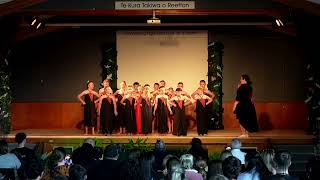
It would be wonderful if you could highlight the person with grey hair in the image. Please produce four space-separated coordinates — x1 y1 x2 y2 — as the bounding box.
230 138 246 165
180 154 203 180
72 138 96 169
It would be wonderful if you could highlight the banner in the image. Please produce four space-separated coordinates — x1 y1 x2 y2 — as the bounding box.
115 1 195 10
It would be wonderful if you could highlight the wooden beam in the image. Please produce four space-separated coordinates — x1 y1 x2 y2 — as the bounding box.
256 24 297 37
19 8 290 17
0 0 47 16
15 26 67 42
273 0 320 16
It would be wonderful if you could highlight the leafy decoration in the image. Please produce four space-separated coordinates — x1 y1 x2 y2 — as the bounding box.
207 41 224 129
101 44 118 90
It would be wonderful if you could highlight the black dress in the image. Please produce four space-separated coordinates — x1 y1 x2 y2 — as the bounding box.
156 98 169 133
124 97 136 133
234 84 259 132
100 97 114 134
172 100 187 136
142 97 153 134
196 99 209 135
84 93 96 127
117 94 126 128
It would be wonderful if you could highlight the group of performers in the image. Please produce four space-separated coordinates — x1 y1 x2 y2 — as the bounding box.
77 74 259 137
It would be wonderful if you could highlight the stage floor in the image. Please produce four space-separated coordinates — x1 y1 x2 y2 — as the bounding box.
4 129 314 144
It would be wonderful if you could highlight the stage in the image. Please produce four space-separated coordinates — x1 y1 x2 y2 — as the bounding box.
3 129 315 153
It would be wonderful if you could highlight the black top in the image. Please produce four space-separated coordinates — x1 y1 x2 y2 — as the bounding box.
72 143 96 169
263 174 299 180
236 84 253 102
11 147 35 163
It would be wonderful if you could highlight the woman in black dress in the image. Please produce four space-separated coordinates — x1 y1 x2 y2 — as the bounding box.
153 86 173 134
121 85 137 135
98 87 118 135
142 84 153 134
170 88 191 136
77 81 99 135
194 88 212 136
233 74 259 137
114 81 127 134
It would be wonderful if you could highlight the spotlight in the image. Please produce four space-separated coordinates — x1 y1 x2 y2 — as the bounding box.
36 22 42 29
275 19 284 27
147 10 161 24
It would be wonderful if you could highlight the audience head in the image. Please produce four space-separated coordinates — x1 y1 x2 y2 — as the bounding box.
69 164 87 180
196 159 208 179
244 151 271 177
84 138 95 148
220 150 233 161
191 138 203 150
163 154 175 170
180 154 194 170
93 147 103 160
231 138 242 149
222 156 241 180
261 149 276 174
54 147 66 158
155 139 166 152
104 144 119 160
45 149 65 173
166 156 184 180
0 139 8 155
208 160 223 178
273 150 292 173
15 132 27 145
140 152 155 180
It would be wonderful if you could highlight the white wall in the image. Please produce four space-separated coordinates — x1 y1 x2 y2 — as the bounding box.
117 30 208 93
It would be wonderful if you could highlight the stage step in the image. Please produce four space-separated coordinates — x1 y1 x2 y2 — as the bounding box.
273 144 316 178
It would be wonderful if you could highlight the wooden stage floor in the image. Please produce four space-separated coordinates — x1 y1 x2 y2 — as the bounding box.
4 129 315 146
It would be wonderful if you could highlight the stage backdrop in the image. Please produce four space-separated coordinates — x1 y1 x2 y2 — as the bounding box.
116 31 208 94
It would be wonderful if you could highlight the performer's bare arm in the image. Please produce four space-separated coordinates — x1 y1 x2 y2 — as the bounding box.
77 90 88 105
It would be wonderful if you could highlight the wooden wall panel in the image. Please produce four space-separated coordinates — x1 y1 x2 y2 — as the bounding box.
11 102 308 130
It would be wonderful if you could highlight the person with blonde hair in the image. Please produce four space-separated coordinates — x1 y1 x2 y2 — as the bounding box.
180 154 203 180
260 149 276 175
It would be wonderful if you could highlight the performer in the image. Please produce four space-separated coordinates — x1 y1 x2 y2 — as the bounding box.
77 81 99 135
133 82 140 93
121 86 136 135
114 81 127 134
233 74 259 137
167 87 175 133
142 84 153 134
152 83 160 132
194 88 213 136
159 80 166 88
192 80 215 98
135 85 143 134
177 82 191 98
97 87 118 135
153 86 173 134
170 88 191 136
98 79 112 96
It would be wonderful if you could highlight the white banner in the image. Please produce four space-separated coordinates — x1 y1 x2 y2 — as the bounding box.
115 1 195 10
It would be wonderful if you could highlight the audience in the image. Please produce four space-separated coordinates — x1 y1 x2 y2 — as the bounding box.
0 139 21 169
222 156 242 180
237 151 271 180
263 150 298 180
0 133 314 180
260 149 276 175
72 138 96 169
187 138 208 161
180 154 203 180
230 138 246 165
69 164 87 180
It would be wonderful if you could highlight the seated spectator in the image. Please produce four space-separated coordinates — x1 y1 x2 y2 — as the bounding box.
88 144 122 180
220 149 233 161
72 138 96 169
42 148 70 179
69 164 87 180
195 159 208 180
180 154 203 180
263 150 298 180
187 138 208 161
165 156 184 180
154 139 168 172
120 150 142 180
230 138 246 165
237 151 271 180
0 139 21 169
25 158 44 180
260 149 276 175
11 132 35 164
222 156 241 180
207 160 223 179
140 152 156 180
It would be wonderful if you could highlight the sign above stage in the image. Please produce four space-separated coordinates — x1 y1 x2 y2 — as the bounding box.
115 1 195 10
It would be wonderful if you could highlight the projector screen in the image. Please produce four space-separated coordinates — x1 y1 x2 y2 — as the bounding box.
117 30 208 93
